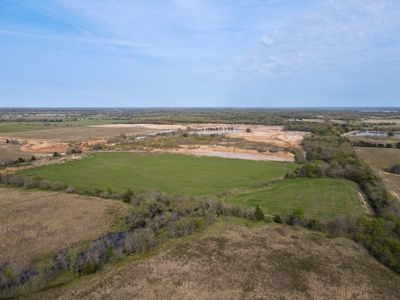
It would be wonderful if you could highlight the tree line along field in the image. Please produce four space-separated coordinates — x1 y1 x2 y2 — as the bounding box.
356 147 400 201
17 152 299 196
228 178 367 220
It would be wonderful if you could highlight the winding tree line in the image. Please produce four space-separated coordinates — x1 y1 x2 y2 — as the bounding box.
280 123 400 273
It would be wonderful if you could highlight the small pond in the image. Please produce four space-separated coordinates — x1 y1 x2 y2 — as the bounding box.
350 131 400 137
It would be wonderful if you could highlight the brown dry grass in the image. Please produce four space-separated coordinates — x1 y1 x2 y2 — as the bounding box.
0 188 128 266
35 222 400 300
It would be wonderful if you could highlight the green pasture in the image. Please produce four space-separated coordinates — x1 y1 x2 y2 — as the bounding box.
17 152 299 195
0 119 132 134
0 123 50 133
229 178 365 219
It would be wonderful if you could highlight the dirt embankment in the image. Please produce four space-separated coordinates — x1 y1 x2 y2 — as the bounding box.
0 154 86 174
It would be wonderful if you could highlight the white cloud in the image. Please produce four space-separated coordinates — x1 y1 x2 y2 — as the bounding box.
261 35 274 45
236 0 400 79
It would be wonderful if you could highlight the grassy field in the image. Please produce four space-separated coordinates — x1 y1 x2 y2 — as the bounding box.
356 147 400 201
356 147 400 169
229 178 366 219
1 126 151 141
0 188 128 266
17 152 299 195
0 142 33 160
0 119 133 134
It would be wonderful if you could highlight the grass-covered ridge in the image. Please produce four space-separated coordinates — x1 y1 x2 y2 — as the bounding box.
18 152 299 195
229 178 366 219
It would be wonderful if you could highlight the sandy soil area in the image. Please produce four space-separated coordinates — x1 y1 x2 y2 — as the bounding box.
2 124 307 162
20 140 70 153
163 145 295 161
93 124 308 148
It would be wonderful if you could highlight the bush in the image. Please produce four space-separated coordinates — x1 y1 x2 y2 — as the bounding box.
39 180 51 190
389 163 400 174
66 186 76 193
122 188 134 203
51 181 65 191
255 205 265 221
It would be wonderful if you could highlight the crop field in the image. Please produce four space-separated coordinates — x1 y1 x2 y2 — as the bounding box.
0 188 128 266
17 152 299 195
356 147 400 201
229 178 366 219
0 126 151 141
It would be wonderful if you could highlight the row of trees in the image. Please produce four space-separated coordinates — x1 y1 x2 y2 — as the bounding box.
352 140 400 148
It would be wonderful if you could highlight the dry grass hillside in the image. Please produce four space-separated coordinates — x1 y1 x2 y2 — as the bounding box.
33 222 400 300
0 188 128 267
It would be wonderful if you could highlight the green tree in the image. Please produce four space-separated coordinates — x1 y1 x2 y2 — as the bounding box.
255 205 265 221
122 188 134 203
292 207 305 219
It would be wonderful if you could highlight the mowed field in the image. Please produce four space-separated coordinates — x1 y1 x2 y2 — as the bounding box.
0 188 128 266
356 147 400 201
18 152 299 195
229 178 366 219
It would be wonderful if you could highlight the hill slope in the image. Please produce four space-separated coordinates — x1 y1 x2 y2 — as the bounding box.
32 222 400 300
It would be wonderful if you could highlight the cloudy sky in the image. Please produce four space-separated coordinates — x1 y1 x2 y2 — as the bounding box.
1 0 399 107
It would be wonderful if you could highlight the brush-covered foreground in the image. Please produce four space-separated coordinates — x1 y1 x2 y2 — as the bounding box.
229 178 367 219
29 221 400 300
18 152 299 195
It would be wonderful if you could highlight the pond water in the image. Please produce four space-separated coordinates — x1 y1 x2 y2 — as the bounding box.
350 131 400 137
190 151 294 162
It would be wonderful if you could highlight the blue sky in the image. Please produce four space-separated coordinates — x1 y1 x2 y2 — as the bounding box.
1 0 399 107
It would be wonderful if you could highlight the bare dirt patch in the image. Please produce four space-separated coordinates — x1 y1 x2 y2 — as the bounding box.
20 140 70 153
0 188 128 266
37 223 400 300
165 145 295 161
